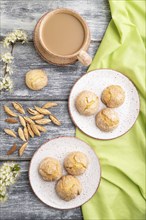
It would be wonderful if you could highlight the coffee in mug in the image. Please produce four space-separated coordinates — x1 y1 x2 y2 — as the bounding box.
34 8 92 66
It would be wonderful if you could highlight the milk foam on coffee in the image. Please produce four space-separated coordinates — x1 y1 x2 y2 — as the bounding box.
41 13 85 56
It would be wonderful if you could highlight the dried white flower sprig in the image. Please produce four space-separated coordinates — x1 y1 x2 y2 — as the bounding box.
3 30 28 48
1 52 14 78
0 162 20 202
0 30 28 92
0 76 13 91
1 52 14 64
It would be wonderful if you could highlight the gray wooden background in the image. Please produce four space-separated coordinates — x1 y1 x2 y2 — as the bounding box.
0 0 111 219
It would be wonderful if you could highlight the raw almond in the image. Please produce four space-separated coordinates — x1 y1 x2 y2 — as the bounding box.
19 115 26 127
5 118 18 124
24 127 29 140
35 119 51 125
18 127 26 141
30 114 44 120
24 117 35 124
42 102 58 109
30 123 41 136
19 142 28 156
27 123 34 138
34 106 51 115
36 125 47 132
4 129 17 138
27 108 39 115
7 144 17 155
4 106 17 117
50 115 61 126
12 102 25 114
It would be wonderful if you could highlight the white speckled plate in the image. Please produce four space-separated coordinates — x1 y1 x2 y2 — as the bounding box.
69 69 140 140
29 137 101 209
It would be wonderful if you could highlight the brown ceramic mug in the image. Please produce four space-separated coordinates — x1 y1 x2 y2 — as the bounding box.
34 8 92 66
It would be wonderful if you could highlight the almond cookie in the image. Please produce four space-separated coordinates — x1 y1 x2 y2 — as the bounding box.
25 69 48 91
64 152 88 175
96 108 119 132
75 90 99 116
56 175 82 201
101 85 125 108
39 157 62 181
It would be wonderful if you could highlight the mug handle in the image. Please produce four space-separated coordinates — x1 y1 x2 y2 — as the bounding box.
77 50 92 66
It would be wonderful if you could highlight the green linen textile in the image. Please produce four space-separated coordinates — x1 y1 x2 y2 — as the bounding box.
77 1 146 219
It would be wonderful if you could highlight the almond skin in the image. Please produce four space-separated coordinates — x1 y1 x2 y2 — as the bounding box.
30 114 44 120
50 115 61 126
24 127 29 140
7 144 17 155
19 116 26 127
12 102 25 114
5 118 18 124
27 108 39 115
18 127 26 141
34 106 51 115
19 142 28 156
4 106 17 117
36 125 47 132
30 123 41 136
27 123 35 138
35 119 51 125
24 117 35 124
42 102 58 109
4 129 17 138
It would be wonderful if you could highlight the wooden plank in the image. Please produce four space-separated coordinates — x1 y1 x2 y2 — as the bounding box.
0 0 111 41
0 1 110 219
0 100 75 160
0 161 83 220
0 41 100 100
